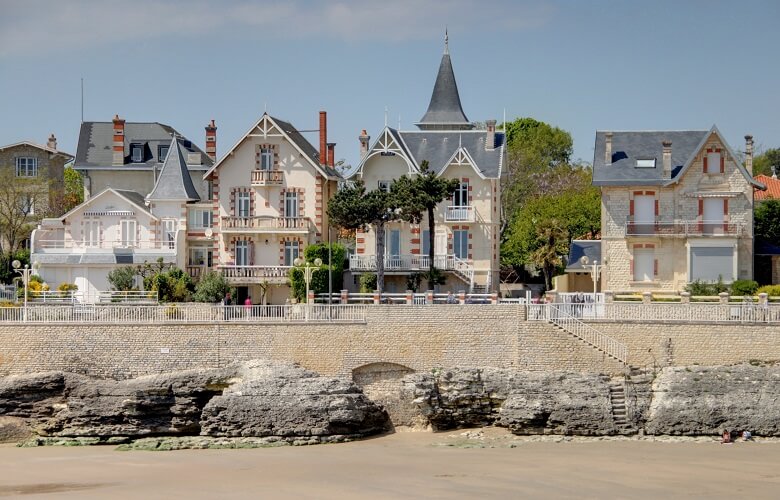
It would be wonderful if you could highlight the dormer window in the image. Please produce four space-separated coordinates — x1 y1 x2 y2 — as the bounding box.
131 144 144 163
636 159 656 168
158 145 169 161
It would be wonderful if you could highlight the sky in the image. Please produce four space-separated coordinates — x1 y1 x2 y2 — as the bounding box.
1 0 779 172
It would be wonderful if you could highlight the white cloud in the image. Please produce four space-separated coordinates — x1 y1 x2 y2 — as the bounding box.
0 0 554 58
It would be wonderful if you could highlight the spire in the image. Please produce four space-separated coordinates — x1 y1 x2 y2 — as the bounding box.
416 31 473 131
146 136 200 202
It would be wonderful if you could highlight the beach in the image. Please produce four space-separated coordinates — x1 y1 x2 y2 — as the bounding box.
1 429 779 499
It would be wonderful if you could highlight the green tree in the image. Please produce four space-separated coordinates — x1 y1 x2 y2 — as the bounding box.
107 266 137 291
192 271 231 303
62 166 83 213
755 199 780 243
0 168 49 255
753 148 780 177
288 243 345 302
327 180 400 294
392 160 459 286
528 219 568 291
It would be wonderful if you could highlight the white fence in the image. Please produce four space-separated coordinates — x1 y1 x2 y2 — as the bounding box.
29 290 159 304
528 302 780 324
0 304 367 324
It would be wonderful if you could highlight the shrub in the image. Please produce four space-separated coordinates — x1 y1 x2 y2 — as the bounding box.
359 273 377 293
288 243 346 303
757 284 780 296
150 267 192 302
685 277 728 296
58 282 78 292
406 273 423 292
192 271 231 303
730 279 758 296
422 267 447 290
107 266 137 291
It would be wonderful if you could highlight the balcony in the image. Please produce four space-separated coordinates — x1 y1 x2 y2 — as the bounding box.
349 254 474 284
625 221 745 237
221 216 311 233
186 265 210 280
216 265 291 284
444 205 475 222
34 238 176 254
251 169 284 186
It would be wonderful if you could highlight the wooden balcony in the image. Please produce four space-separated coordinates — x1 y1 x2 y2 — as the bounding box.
251 169 284 186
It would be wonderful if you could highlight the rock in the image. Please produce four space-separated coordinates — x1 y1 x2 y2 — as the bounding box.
645 364 780 436
0 372 70 420
199 360 389 438
0 416 32 443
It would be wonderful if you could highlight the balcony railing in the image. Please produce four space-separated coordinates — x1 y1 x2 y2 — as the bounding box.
625 221 745 237
186 265 210 279
217 265 291 283
444 205 474 222
221 216 310 232
251 169 284 186
35 239 176 252
349 254 464 272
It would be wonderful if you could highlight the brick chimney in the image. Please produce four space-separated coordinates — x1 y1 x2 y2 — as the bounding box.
47 133 57 150
604 132 613 165
662 140 672 179
319 111 327 166
359 130 370 159
112 114 126 166
327 143 336 168
205 119 217 161
485 119 497 150
744 135 754 175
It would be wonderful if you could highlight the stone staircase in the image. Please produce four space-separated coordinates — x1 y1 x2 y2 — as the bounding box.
547 305 629 365
608 380 633 434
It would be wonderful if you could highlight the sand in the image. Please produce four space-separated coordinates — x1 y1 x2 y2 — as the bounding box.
1 428 779 499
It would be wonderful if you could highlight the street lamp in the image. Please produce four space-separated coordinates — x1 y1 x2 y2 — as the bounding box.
579 255 603 297
294 257 322 318
12 260 38 322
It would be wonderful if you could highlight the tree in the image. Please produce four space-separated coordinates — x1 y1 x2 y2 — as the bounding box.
392 160 459 286
288 243 345 302
192 271 231 303
327 180 400 294
754 148 780 177
107 266 137 291
755 199 780 243
0 168 49 255
62 166 83 213
529 219 568 291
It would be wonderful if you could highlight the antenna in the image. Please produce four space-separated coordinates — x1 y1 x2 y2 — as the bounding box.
444 27 449 55
80 78 84 123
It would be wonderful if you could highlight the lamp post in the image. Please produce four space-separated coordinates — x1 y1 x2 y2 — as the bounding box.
579 256 603 297
12 260 38 322
294 257 322 320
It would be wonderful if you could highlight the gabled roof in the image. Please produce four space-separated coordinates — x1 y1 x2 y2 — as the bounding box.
203 113 340 180
147 138 200 202
74 121 213 169
60 187 156 221
755 174 780 200
592 125 764 189
416 32 473 130
0 140 73 159
565 240 602 272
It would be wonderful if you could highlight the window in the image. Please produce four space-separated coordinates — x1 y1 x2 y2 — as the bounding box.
188 209 212 229
206 180 214 201
189 247 212 267
19 195 34 215
633 248 654 282
702 198 725 235
235 240 250 266
15 157 38 177
635 159 656 168
158 145 169 161
85 220 100 247
386 229 401 258
452 182 469 207
705 152 721 174
284 240 299 266
237 192 251 218
120 220 137 247
284 191 299 218
260 147 274 170
690 246 734 282
131 144 144 163
453 230 468 259
163 219 176 249
377 180 391 192
421 229 430 257
633 194 655 225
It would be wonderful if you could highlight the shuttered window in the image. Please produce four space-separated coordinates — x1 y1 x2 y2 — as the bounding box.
690 247 734 282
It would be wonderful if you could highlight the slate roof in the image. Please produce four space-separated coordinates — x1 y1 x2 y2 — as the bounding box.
416 36 473 129
754 175 780 200
396 129 505 178
592 130 709 186
146 138 200 202
74 122 213 169
565 240 602 272
271 116 340 178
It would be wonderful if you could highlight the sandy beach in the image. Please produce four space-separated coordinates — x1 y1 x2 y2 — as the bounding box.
1 429 779 499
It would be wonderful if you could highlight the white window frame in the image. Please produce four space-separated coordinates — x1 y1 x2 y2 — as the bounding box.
158 145 169 162
19 194 34 216
386 229 401 258
260 147 274 170
16 157 38 177
453 229 468 259
421 229 430 257
235 240 249 266
633 248 654 282
284 191 299 219
163 219 176 249
85 219 100 247
452 182 469 207
377 180 391 193
635 159 656 168
131 144 144 163
237 192 251 218
284 240 299 266
688 242 736 283
120 219 137 247
189 247 212 267
188 209 212 229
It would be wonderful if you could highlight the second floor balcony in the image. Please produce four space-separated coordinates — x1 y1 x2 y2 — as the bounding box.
625 220 746 237
444 205 475 222
251 169 284 186
34 238 176 254
221 216 311 233
216 265 291 285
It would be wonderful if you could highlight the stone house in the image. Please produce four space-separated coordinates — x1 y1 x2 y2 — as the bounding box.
592 127 764 293
202 112 341 305
347 35 504 293
0 136 73 252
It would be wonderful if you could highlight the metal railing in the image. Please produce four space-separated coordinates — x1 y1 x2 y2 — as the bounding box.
28 290 159 304
0 304 366 324
548 304 629 364
444 205 475 222
349 254 473 274
0 284 17 301
528 302 780 324
625 220 745 237
35 239 176 251
250 169 284 185
221 216 310 231
217 265 291 281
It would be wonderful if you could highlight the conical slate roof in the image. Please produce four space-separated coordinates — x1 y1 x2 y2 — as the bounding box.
417 32 473 130
147 137 200 202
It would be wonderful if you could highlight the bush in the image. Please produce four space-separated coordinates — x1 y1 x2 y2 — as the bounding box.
422 267 446 290
192 271 231 303
685 277 728 296
406 273 422 292
107 266 137 291
288 243 346 302
730 279 758 296
58 282 78 292
359 273 377 293
757 285 780 296
149 267 192 302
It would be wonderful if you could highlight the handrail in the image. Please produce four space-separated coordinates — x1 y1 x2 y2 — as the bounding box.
548 304 629 364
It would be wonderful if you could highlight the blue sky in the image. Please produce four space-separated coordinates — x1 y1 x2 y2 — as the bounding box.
1 0 778 171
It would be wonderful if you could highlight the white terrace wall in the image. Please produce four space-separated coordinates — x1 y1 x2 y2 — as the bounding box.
1 306 780 379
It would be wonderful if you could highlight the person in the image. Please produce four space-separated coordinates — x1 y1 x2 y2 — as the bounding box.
244 296 252 320
742 430 753 441
721 430 732 444
446 291 457 304
223 292 232 320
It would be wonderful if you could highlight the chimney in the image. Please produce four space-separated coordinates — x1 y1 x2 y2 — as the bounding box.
326 143 336 168
485 119 497 150
772 165 777 180
319 111 327 166
47 133 57 150
112 114 126 166
744 135 754 175
662 140 672 179
359 130 370 159
604 132 613 165
205 119 217 161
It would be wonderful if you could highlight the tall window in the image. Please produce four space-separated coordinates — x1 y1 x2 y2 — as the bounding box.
386 229 401 257
633 248 654 282
131 144 144 163
188 209 212 229
189 248 213 267
260 147 274 170
120 220 137 247
15 157 38 177
705 151 721 174
85 220 100 247
237 192 251 218
452 182 469 206
421 229 430 257
163 219 176 249
453 230 468 259
284 240 299 266
284 191 299 218
235 240 249 266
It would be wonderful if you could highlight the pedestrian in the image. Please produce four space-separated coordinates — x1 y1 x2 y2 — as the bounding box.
446 291 457 304
223 292 232 320
244 296 252 320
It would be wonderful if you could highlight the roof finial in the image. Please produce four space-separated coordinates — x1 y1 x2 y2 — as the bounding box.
384 106 388 127
444 27 449 55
